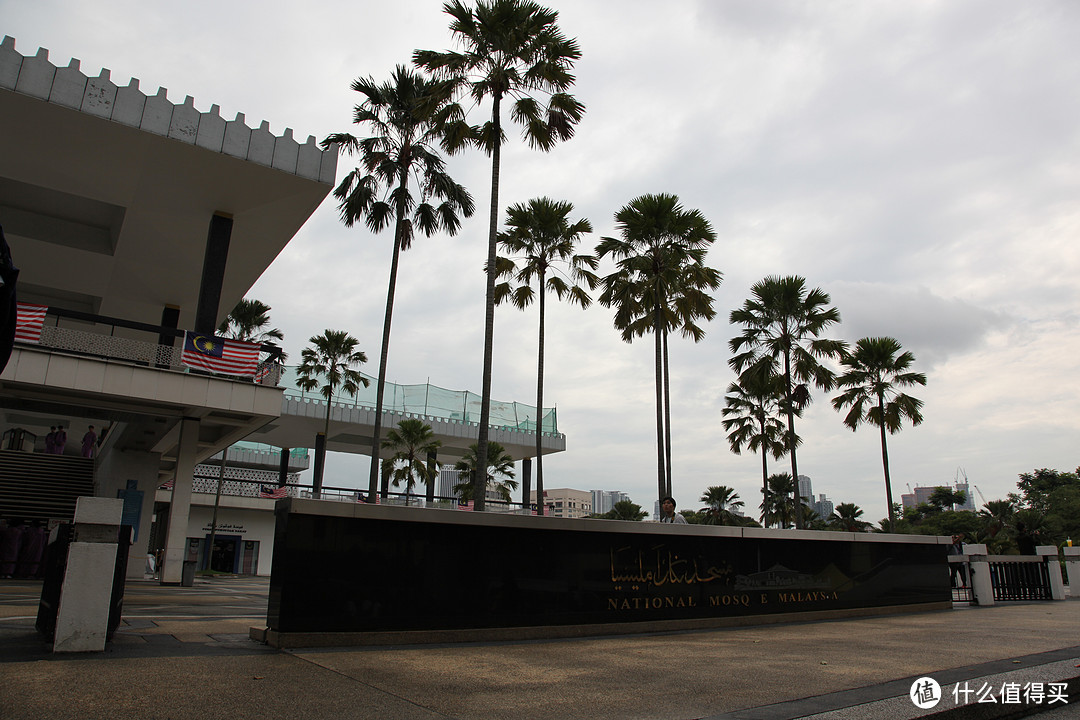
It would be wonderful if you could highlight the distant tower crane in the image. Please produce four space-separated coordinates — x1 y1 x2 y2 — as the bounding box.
973 485 988 507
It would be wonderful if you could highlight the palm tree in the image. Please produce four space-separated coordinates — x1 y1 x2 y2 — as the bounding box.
296 330 369 496
323 66 474 503
760 472 799 529
597 194 721 504
217 298 284 344
699 485 745 526
829 503 871 532
454 440 518 503
832 336 926 533
415 0 585 510
217 298 286 366
381 419 442 506
495 196 596 514
721 371 795 528
971 499 1014 553
729 276 845 529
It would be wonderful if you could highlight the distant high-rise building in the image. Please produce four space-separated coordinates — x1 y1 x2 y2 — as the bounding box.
813 493 834 520
902 483 977 511
798 475 813 502
532 488 592 518
591 489 631 515
954 482 976 511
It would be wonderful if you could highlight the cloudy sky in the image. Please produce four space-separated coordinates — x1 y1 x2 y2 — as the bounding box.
6 0 1080 521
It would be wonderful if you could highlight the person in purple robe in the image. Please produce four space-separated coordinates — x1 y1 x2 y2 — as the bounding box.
45 426 56 454
53 425 66 454
81 425 97 458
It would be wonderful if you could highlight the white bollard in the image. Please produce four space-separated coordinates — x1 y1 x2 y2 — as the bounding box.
1037 546 1065 600
1061 547 1079 599
965 543 994 607
53 497 123 652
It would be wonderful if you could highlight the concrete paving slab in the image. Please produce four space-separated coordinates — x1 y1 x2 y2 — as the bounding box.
1 577 1078 719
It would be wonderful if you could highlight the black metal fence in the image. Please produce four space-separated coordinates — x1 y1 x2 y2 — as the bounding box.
988 557 1052 601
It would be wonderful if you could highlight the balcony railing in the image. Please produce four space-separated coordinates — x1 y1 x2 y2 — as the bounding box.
22 306 283 385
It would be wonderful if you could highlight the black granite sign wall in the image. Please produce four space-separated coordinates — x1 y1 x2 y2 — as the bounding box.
267 504 950 634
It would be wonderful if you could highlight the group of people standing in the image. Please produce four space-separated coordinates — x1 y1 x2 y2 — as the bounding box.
43 424 98 458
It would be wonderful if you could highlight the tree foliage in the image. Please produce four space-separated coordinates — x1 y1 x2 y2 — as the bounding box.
296 330 369 495
699 485 746 526
323 65 473 503
721 371 795 527
730 275 844 529
495 196 596 513
593 500 647 521
832 336 926 532
415 0 584 510
454 441 518 503
597 193 721 503
381 419 441 504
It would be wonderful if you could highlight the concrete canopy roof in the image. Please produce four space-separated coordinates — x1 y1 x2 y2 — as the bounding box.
0 37 336 469
0 40 335 327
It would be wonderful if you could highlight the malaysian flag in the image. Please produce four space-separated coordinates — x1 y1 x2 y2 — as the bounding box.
260 485 288 499
181 331 259 376
15 303 47 344
159 479 174 490
457 500 473 511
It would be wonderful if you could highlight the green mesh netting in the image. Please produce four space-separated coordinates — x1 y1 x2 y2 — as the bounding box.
280 366 558 435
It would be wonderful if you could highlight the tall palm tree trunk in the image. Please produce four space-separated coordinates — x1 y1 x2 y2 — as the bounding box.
474 92 503 512
662 324 672 498
315 400 332 497
783 346 803 529
653 299 667 505
534 274 546 515
368 173 409 502
426 451 437 503
878 395 896 532
759 416 770 528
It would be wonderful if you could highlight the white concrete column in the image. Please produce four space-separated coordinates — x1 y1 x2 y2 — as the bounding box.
54 497 123 653
161 417 199 585
1064 547 1080 598
1038 545 1066 600
966 543 994 607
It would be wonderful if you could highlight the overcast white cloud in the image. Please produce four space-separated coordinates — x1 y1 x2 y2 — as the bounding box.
5 0 1079 521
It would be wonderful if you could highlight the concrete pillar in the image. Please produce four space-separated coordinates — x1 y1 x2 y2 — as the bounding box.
278 446 290 487
1038 545 1066 600
195 212 233 335
1064 547 1080 598
157 304 181 368
522 457 532 509
161 417 199 585
54 497 123 652
966 543 994 607
94 447 161 579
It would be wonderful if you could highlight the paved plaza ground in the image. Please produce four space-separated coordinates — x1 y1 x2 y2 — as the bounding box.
1 576 1078 719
